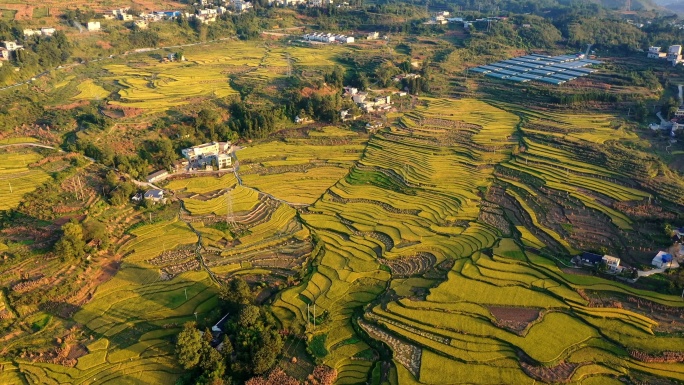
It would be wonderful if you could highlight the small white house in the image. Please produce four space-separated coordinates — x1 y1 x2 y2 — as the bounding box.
2 41 22 51
144 189 165 204
41 27 56 36
652 251 677 268
0 48 10 61
87 21 101 32
602 255 621 271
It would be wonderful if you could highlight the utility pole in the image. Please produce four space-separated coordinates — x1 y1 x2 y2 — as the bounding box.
8 182 12 193
313 303 316 330
307 303 310 327
185 288 188 300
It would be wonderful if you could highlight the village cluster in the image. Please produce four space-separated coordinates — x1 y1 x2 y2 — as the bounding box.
135 141 234 205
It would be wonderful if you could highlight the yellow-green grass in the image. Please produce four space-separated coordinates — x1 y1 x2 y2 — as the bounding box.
241 166 350 204
105 63 238 112
50 218 218 385
71 79 110 101
183 185 259 216
0 150 51 210
0 137 38 145
273 98 519 380
166 173 237 194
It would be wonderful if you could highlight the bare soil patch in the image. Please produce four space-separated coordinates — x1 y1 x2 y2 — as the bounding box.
489 306 541 334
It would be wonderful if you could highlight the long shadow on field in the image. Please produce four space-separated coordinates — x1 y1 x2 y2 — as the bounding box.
62 272 221 352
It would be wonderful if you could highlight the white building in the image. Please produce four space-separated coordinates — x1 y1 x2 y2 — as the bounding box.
367 32 379 40
217 153 232 169
652 251 678 268
41 27 56 36
647 46 666 59
87 21 101 32
134 20 149 29
182 141 231 161
0 48 8 61
2 41 22 51
232 0 253 12
302 32 353 43
602 255 621 271
667 45 683 66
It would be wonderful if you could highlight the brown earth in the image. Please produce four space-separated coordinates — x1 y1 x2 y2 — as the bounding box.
489 306 541 334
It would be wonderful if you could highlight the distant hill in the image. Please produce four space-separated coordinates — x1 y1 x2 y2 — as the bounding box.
596 0 661 11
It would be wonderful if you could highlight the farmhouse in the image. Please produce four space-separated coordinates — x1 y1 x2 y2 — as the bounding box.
652 251 677 268
147 170 169 184
352 92 368 103
87 22 101 32
602 255 621 271
0 48 9 61
667 45 683 66
647 46 666 59
343 86 358 96
578 252 603 266
144 189 166 204
2 41 23 51
182 142 231 161
182 142 233 170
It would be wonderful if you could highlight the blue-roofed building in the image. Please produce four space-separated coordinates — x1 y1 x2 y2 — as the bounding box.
652 251 676 268
579 252 603 266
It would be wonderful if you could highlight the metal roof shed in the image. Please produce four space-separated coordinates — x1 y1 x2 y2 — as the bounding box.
563 70 587 77
497 69 521 76
508 76 530 82
537 77 565 85
529 69 554 76
550 73 577 81
508 65 531 72
480 65 502 71
517 73 542 80
470 67 490 73
509 60 543 69
485 72 509 79
489 62 512 69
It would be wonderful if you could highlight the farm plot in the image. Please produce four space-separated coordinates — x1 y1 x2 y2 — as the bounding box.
105 41 351 114
71 79 110 101
15 218 212 385
166 171 314 281
363 237 684 384
266 97 684 384
273 98 520 382
0 149 51 210
239 126 367 204
486 103 673 257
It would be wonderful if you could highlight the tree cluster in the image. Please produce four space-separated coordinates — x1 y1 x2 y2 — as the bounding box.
175 278 285 385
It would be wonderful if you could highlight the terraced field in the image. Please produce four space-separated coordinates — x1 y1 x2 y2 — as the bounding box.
166 174 314 280
0 149 51 210
14 218 208 384
101 41 351 114
239 126 368 205
272 98 684 384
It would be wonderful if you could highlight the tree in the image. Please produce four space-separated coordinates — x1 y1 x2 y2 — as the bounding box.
54 220 87 261
238 305 261 328
219 277 254 309
176 322 203 369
